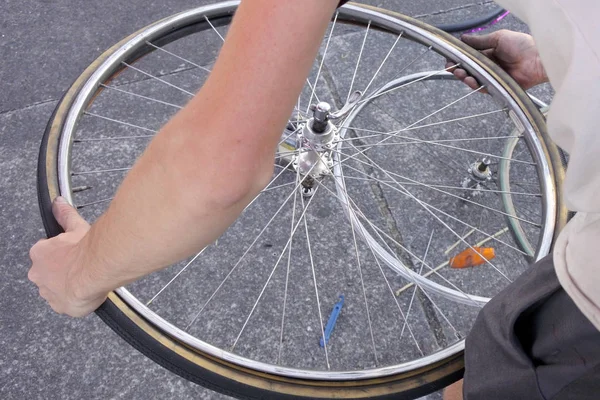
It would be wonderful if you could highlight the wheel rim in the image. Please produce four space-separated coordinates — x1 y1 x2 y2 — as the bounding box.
54 2 557 381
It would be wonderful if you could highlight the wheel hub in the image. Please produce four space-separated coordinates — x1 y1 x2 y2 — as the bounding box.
462 157 493 198
296 102 338 180
279 92 362 188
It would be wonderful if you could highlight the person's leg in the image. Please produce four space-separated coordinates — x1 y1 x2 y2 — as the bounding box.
461 256 600 399
443 379 463 400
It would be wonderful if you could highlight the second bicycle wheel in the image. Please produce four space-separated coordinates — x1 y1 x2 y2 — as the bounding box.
38 2 566 399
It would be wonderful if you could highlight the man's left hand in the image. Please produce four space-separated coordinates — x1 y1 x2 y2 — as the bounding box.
28 197 106 317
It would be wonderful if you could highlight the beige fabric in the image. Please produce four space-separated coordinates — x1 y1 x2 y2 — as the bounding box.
496 0 600 330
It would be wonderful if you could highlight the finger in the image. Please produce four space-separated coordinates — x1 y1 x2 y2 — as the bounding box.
464 76 487 93
52 196 87 232
461 32 499 51
445 60 459 73
453 68 469 81
463 76 479 90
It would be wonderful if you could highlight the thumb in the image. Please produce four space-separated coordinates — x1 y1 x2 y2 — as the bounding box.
461 32 499 50
52 196 87 232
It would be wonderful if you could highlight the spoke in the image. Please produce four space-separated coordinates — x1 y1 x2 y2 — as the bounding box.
344 169 378 366
146 248 207 306
277 167 301 364
487 118 509 155
345 184 424 355
347 132 536 166
204 15 225 42
336 148 541 227
356 64 460 106
344 135 520 148
305 148 483 305
338 109 507 141
275 150 299 159
99 83 184 109
145 41 212 74
261 181 295 193
512 181 542 189
328 145 511 286
400 230 434 337
306 12 338 112
396 227 510 296
305 78 321 105
512 140 530 160
418 285 462 341
348 148 513 282
345 135 524 150
362 32 403 97
231 186 320 351
346 20 370 102
390 45 432 82
278 126 302 147
75 135 153 142
347 87 485 164
186 160 319 330
72 167 131 176
369 221 462 343
121 62 195 96
314 177 482 307
445 228 476 256
338 155 530 255
302 194 331 370
76 197 113 209
247 158 296 209
342 175 541 197
83 111 157 133
350 100 473 176
364 232 424 356
314 151 464 351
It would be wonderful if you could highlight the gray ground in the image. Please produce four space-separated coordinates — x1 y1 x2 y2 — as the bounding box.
0 1 554 399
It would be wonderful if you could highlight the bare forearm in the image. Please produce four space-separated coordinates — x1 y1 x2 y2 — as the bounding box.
76 0 338 296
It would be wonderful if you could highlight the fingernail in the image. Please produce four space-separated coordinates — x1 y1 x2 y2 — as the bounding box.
54 196 67 204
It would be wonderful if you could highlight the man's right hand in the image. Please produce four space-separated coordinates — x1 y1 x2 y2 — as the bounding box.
446 30 548 90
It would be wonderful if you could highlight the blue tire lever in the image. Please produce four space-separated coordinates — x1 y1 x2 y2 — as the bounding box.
320 295 344 347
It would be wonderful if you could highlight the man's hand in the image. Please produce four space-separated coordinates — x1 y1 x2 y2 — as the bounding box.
446 30 548 90
28 197 106 317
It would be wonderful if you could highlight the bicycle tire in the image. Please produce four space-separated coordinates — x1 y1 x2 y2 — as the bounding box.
37 3 567 399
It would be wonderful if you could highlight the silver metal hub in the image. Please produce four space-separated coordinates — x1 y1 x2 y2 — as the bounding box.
468 157 493 182
278 94 362 183
296 120 337 179
291 101 340 180
462 157 493 198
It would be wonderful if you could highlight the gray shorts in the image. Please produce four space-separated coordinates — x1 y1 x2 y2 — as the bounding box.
463 255 600 399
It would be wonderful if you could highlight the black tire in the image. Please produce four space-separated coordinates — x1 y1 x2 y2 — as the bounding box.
37 3 566 399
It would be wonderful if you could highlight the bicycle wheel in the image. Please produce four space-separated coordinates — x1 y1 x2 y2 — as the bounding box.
38 2 567 399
